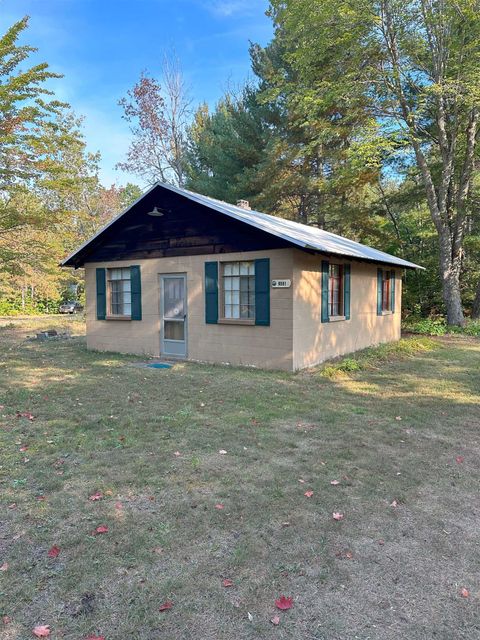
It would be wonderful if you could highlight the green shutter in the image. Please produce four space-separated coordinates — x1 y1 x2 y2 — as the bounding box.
343 264 351 320
321 260 330 323
96 268 106 320
130 265 142 320
377 268 383 315
205 261 218 324
390 269 396 313
255 258 270 326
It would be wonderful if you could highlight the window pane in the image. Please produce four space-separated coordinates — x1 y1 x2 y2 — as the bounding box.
164 278 184 318
164 320 184 340
222 262 256 320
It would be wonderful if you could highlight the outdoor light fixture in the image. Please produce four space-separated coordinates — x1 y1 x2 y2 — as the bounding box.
147 206 165 217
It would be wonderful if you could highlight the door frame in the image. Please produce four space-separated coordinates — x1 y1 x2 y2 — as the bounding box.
158 273 188 358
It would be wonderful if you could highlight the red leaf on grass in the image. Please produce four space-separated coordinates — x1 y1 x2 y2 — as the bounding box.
270 615 280 625
33 625 51 637
89 492 103 501
17 411 35 421
460 588 469 598
19 445 28 452
159 600 173 611
2 615 11 624
115 501 123 509
47 545 60 558
174 451 181 457
304 490 314 498
0 562 8 571
85 635 105 640
93 525 108 535
456 456 465 464
332 512 344 521
330 480 340 485
222 579 233 587
275 595 293 610
215 503 225 510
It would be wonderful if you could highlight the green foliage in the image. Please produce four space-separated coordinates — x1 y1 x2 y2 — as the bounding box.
404 316 480 337
320 337 438 378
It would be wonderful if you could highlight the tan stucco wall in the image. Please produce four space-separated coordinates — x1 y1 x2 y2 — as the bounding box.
84 248 403 371
84 249 294 370
292 251 402 370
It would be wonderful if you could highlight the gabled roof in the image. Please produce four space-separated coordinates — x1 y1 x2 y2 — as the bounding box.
62 181 423 269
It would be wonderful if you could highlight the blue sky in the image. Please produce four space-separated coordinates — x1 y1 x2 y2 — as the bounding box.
0 0 272 186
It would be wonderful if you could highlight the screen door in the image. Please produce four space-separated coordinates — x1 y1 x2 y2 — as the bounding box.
160 275 187 357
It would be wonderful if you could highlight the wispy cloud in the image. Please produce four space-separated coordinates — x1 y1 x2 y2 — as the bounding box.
202 0 264 18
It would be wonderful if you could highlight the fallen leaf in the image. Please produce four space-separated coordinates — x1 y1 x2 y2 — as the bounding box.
390 500 398 508
19 445 28 452
2 615 11 624
304 490 314 498
378 539 385 545
281 522 290 528
345 551 353 559
215 503 225 510
33 625 51 637
85 635 105 640
92 525 108 535
37 495 46 501
174 451 181 457
47 545 60 558
332 512 344 521
395 416 402 421
247 612 253 621
298 478 305 484
17 411 35 421
89 492 103 501
222 579 233 587
218 449 227 454
330 480 340 485
456 455 465 464
275 595 293 610
270 615 280 625
115 501 123 509
159 600 173 611
104 490 113 496
7 503 16 509
460 588 469 598
0 562 8 571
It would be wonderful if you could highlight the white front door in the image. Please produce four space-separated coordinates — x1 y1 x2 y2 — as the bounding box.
160 274 187 357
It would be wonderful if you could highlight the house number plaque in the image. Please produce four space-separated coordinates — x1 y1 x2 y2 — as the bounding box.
271 279 291 288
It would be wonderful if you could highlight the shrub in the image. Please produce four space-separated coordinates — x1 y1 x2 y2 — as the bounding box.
403 316 480 337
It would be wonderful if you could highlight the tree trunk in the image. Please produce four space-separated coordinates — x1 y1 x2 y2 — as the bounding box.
439 237 464 326
472 279 480 319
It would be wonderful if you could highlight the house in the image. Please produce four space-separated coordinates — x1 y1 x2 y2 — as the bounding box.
62 182 422 371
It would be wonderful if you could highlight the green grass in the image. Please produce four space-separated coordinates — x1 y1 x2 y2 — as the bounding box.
1 318 479 639
318 336 437 378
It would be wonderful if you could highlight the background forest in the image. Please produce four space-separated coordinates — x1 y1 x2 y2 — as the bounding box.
2 1 480 326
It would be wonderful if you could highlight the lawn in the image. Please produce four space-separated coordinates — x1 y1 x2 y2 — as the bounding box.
1 317 479 639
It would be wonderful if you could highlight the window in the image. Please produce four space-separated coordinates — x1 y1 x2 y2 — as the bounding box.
381 270 391 312
222 261 255 320
107 268 131 316
329 264 344 317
